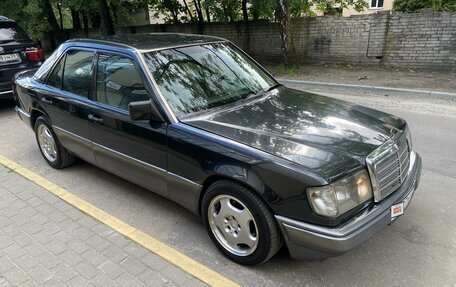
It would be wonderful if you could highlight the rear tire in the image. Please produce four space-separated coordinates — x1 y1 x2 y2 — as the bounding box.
34 116 75 169
202 180 282 265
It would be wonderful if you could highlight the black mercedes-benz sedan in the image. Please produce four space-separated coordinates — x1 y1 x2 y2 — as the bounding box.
0 16 44 99
13 33 422 265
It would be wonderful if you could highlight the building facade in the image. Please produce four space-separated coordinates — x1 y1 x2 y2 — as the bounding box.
343 0 394 16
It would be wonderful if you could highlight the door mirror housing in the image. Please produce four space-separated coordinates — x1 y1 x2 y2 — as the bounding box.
128 100 165 122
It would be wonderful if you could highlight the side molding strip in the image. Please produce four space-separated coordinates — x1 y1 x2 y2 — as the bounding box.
92 141 167 173
53 125 91 144
53 125 202 188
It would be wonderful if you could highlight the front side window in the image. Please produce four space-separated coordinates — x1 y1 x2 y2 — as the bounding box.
62 50 94 98
370 0 384 8
95 54 149 110
143 43 276 117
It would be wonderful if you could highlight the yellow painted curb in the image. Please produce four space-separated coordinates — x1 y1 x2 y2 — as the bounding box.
0 155 240 287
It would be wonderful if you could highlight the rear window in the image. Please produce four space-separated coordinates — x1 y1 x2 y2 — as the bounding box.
0 22 31 42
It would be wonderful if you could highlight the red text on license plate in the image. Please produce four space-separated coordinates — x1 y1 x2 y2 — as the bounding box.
391 202 404 218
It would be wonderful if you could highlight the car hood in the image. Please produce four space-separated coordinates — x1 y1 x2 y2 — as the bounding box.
182 86 405 181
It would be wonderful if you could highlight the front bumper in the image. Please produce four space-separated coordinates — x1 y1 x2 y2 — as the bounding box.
276 151 422 260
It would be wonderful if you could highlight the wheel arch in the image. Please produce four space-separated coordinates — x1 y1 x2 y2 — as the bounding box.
198 173 272 217
30 108 49 128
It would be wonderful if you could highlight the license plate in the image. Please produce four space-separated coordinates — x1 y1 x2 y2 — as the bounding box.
0 53 20 64
391 189 415 220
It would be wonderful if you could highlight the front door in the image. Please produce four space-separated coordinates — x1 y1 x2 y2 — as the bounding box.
87 51 168 196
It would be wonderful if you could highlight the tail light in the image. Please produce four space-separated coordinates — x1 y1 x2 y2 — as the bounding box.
26 46 45 62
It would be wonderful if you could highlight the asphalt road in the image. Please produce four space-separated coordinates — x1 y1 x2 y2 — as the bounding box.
1 87 455 287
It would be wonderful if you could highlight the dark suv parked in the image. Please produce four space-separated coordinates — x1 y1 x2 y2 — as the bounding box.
0 16 44 99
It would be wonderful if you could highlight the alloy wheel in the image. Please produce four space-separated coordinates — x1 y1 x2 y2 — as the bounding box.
208 194 259 256
37 124 57 162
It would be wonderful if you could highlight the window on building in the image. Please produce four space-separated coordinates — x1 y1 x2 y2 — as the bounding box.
370 0 384 8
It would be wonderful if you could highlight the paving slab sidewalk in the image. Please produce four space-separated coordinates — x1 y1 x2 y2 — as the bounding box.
0 164 205 287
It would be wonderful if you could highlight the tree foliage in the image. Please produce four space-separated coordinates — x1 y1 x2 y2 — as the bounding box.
0 0 368 56
394 0 456 13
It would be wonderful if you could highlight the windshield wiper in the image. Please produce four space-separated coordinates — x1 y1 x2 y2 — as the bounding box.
266 83 282 92
246 83 282 99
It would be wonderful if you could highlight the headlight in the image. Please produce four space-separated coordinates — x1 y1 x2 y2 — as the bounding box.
404 124 413 150
306 170 373 217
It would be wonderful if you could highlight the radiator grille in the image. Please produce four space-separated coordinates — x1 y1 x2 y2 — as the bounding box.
366 131 410 202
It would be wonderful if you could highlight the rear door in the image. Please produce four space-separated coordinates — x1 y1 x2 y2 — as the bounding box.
87 51 168 196
39 48 96 164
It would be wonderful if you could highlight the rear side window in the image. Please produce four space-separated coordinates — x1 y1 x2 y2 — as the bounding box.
62 50 94 98
95 54 149 110
46 56 64 88
0 22 31 42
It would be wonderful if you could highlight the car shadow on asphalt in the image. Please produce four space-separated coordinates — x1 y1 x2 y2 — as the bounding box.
0 99 15 111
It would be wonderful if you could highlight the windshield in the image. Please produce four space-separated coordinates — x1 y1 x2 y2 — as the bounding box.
0 22 31 42
143 43 276 117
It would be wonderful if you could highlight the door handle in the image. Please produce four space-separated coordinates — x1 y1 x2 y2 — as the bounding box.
41 97 53 105
88 114 103 124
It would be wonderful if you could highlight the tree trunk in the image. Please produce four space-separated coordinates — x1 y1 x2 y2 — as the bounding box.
99 0 115 35
111 3 118 25
193 0 204 22
82 12 89 36
253 10 259 20
41 0 64 43
242 0 249 21
276 0 290 66
90 12 101 28
182 0 194 22
251 0 259 20
222 3 229 21
170 9 179 24
205 7 211 22
71 9 82 29
57 2 63 29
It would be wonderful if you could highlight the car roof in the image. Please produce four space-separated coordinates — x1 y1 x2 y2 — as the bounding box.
67 33 227 52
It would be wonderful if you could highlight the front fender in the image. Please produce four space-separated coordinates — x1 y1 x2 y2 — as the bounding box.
167 123 323 218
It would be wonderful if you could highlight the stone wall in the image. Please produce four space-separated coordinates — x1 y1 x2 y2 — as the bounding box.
57 10 456 70
383 11 456 69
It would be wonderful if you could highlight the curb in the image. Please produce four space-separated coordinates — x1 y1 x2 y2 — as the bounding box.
278 79 456 100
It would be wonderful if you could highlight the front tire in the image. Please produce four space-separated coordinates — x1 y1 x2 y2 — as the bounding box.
34 116 75 169
202 180 282 265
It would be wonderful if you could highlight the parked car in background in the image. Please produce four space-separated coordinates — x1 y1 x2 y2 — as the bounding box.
13 34 422 265
0 16 44 99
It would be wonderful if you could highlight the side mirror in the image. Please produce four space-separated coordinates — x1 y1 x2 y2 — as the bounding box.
128 100 165 122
